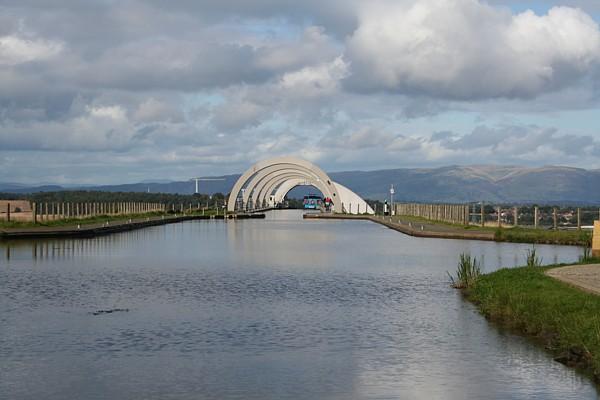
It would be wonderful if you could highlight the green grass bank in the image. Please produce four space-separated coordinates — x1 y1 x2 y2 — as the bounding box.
395 215 591 246
493 227 590 246
464 262 600 382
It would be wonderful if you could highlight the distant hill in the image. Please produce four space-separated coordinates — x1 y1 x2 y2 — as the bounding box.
2 165 600 204
329 165 600 204
0 183 65 193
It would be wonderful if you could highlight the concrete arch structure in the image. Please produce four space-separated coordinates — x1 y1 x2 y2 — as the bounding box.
241 164 321 207
272 178 313 204
227 156 374 215
247 169 316 208
255 173 309 209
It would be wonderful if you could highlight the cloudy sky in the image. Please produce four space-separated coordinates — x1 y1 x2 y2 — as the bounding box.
2 0 600 184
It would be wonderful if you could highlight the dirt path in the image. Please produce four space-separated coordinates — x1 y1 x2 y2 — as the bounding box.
546 264 600 295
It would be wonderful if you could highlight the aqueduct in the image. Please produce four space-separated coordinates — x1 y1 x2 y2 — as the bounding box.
227 156 374 215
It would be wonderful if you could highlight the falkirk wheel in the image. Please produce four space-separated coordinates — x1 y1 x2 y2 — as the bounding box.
227 156 374 215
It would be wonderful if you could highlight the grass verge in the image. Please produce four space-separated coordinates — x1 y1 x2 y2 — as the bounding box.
464 261 600 382
392 215 495 231
394 215 591 245
494 227 590 246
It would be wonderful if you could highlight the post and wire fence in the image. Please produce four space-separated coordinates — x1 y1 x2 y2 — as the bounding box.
392 203 600 230
0 199 231 224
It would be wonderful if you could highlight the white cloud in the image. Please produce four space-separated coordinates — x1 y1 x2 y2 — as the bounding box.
211 99 267 132
345 0 600 99
255 26 340 71
386 135 424 152
320 127 395 149
428 124 600 161
0 35 63 65
1 103 136 151
279 56 349 98
2 1 600 183
86 105 127 122
133 98 184 123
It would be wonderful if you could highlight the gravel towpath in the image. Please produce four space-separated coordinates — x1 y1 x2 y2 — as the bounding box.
546 264 600 295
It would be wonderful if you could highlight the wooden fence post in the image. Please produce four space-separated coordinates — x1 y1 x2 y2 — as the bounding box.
480 203 485 227
593 221 600 258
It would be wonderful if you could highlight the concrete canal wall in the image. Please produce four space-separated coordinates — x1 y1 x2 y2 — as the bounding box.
0 213 265 240
303 213 495 242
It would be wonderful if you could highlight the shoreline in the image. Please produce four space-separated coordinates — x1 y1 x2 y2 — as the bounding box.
304 213 497 242
463 262 600 384
304 213 588 246
0 213 265 240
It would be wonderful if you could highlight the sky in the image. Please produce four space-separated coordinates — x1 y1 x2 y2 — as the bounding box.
2 0 600 184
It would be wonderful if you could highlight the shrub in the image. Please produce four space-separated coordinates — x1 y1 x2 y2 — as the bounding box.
525 247 542 268
449 253 482 289
579 232 593 262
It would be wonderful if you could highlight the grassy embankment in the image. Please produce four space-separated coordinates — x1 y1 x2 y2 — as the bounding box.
456 256 600 382
0 209 220 230
493 227 590 245
395 215 591 245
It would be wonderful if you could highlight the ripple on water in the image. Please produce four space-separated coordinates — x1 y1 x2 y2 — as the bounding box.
0 214 595 400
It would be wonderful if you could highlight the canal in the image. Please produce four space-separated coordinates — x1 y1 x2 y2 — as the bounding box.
0 210 596 399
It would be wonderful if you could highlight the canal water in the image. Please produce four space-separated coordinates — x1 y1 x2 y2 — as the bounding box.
0 210 596 399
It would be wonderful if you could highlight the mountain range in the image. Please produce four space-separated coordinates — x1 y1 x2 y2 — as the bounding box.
2 165 600 204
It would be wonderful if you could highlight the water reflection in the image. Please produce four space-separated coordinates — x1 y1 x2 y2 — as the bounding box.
0 210 595 400
2 227 171 262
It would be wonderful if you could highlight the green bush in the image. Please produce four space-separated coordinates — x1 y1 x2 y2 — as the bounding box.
579 232 593 262
449 253 482 289
525 247 542 268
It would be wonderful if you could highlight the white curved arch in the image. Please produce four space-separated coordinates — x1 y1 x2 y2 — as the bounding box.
262 175 326 209
334 182 374 214
272 179 374 215
273 178 318 204
255 173 313 208
256 168 331 204
227 156 338 212
247 168 320 209
256 171 325 206
241 165 321 207
227 156 374 215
